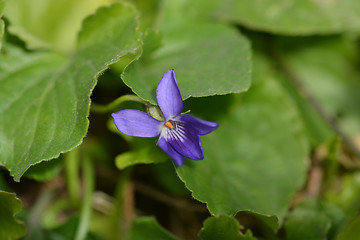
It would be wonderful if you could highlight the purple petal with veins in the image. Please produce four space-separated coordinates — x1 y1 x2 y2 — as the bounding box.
156 69 183 119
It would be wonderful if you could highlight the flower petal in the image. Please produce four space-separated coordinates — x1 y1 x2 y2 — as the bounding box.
156 69 183 119
158 137 185 166
112 109 162 137
179 114 219 135
166 122 204 160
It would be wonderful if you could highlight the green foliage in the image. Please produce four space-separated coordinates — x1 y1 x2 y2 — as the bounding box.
4 0 117 52
122 0 251 104
0 191 26 239
337 215 360 240
115 146 166 169
126 217 179 240
1 0 360 239
0 0 4 49
25 216 103 240
208 0 360 35
199 216 256 240
0 3 142 181
284 199 345 240
276 36 360 136
24 156 64 181
176 53 308 219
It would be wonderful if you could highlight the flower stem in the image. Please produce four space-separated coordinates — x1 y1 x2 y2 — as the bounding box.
75 154 95 240
91 94 149 113
65 147 80 205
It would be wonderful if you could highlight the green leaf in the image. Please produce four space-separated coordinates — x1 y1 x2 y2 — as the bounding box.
126 216 179 240
276 36 360 138
176 53 308 220
0 3 142 180
200 216 256 240
273 64 333 145
210 0 360 35
123 0 162 30
122 21 251 104
238 211 279 233
0 191 26 239
284 199 345 240
4 0 117 52
115 146 167 170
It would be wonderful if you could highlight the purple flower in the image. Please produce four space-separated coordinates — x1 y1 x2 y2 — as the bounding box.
112 69 218 166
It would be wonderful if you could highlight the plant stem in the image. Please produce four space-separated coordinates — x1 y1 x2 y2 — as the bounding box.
75 155 95 240
91 94 149 114
110 168 134 240
65 147 80 205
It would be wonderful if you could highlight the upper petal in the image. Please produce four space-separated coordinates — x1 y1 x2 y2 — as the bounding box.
179 114 219 135
158 137 185 166
156 69 183 119
112 109 162 137
165 122 204 160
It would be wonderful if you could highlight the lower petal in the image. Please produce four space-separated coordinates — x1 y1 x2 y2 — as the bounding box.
166 124 204 160
158 137 185 166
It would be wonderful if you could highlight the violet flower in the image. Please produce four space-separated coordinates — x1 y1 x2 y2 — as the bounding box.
112 69 218 166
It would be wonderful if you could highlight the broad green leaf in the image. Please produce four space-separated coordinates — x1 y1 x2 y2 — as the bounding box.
4 0 116 52
200 216 256 240
176 53 308 220
209 0 360 35
122 20 251 104
285 199 345 240
277 36 360 138
0 191 26 239
0 3 141 180
126 216 179 240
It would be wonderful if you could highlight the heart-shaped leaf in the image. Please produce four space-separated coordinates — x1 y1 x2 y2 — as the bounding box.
122 21 251 104
0 3 142 180
176 53 308 220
